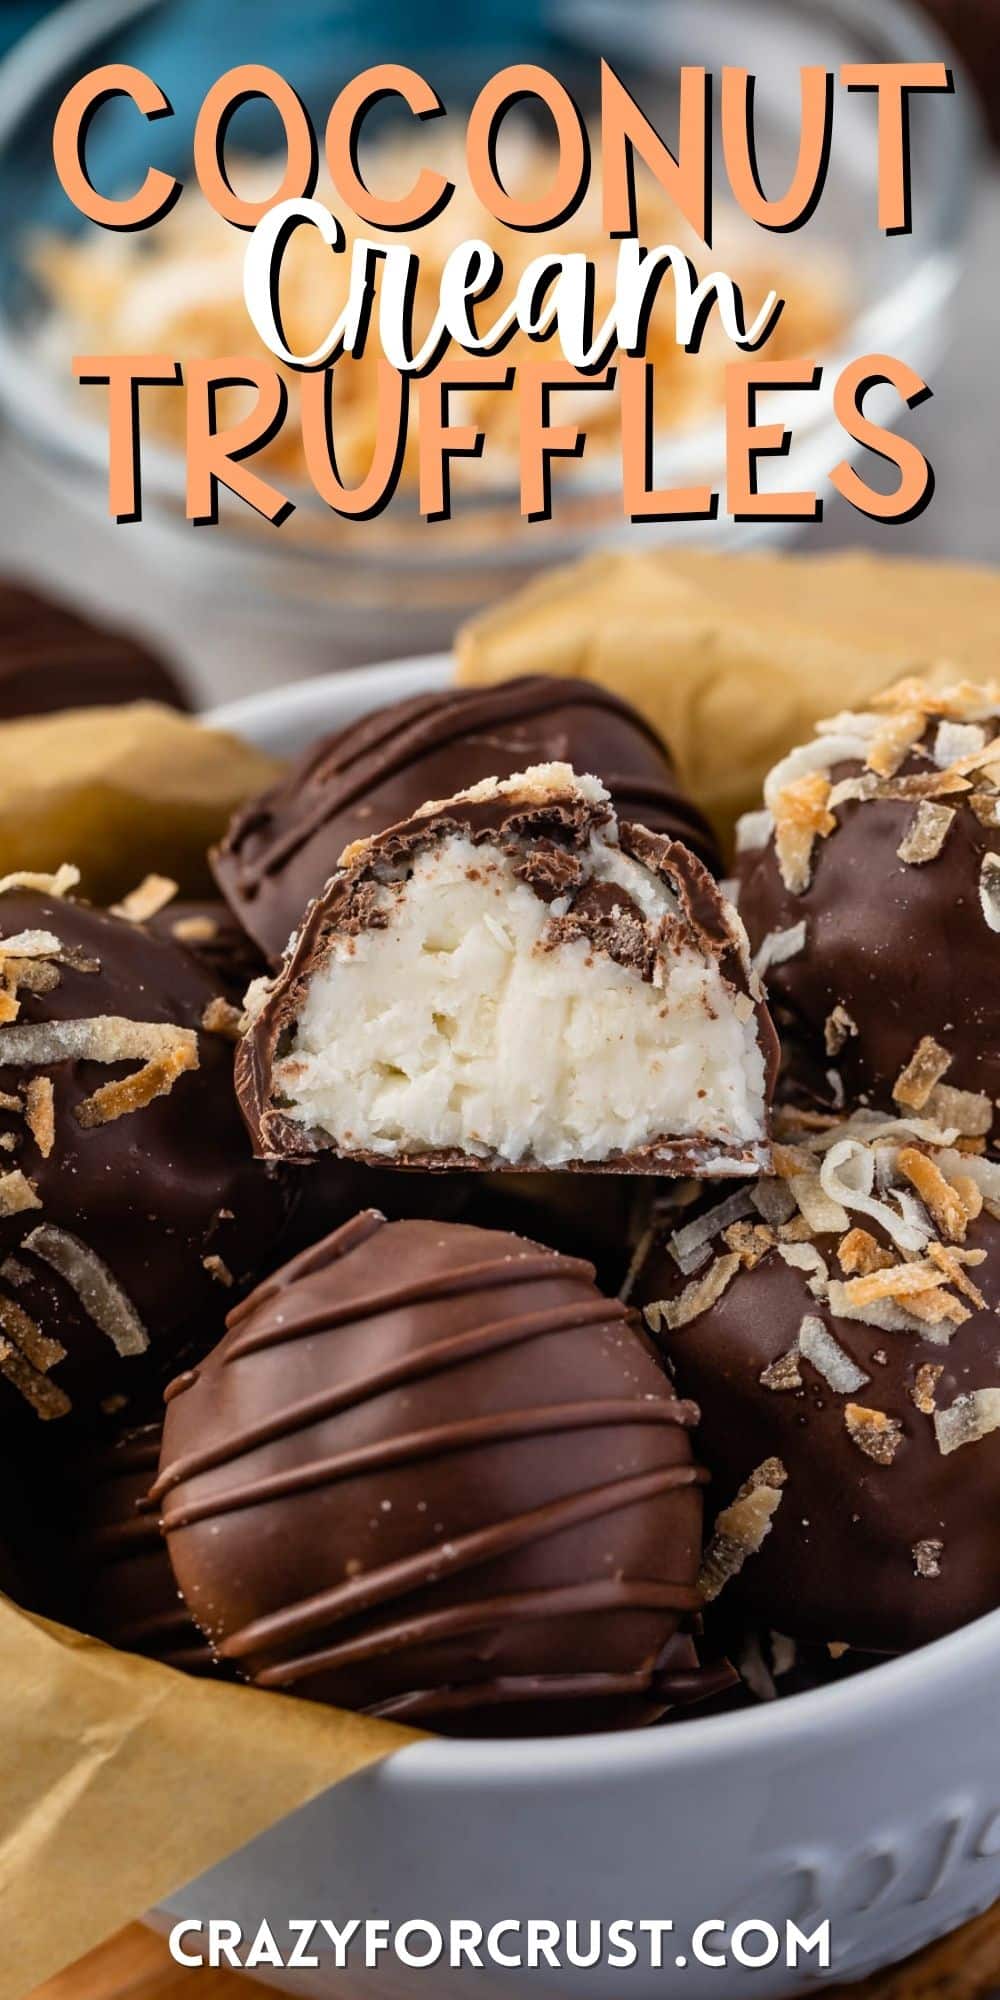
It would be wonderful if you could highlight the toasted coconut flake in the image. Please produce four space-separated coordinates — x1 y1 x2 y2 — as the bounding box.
735 809 775 854
824 1005 858 1058
202 1252 234 1287
0 1170 41 1218
922 1084 993 1139
0 1334 70 1419
778 1214 815 1242
844 1403 903 1465
753 922 807 977
0 864 79 900
751 1179 798 1228
827 773 877 810
23 1224 148 1357
7 961 61 997
0 931 64 961
667 1190 755 1275
0 1016 198 1067
843 1258 948 1307
934 1388 1000 1456
760 1346 803 1392
798 1315 869 1394
911 1361 944 1415
897 1146 970 1243
772 773 836 894
0 990 19 1025
788 1172 849 1236
776 1240 829 1296
838 1227 894 1277
645 1252 741 1334
0 1292 64 1373
926 1240 987 1308
723 1220 775 1268
896 801 955 865
110 874 179 923
172 914 219 945
820 1137 927 1252
969 792 1000 829
866 709 926 780
934 721 986 767
827 1277 943 1339
23 1077 54 1159
979 852 1000 933
698 1459 787 1604
201 996 242 1041
893 1037 953 1111
913 1538 943 1579
74 1042 198 1129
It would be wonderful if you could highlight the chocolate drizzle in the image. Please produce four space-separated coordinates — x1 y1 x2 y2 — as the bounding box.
158 1212 716 1735
213 677 720 962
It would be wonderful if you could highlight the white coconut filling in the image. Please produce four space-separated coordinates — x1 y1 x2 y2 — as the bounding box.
272 832 767 1167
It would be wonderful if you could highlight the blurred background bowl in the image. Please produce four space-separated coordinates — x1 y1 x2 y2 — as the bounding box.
0 0 975 686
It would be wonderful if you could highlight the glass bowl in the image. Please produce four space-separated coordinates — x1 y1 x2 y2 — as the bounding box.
0 0 976 662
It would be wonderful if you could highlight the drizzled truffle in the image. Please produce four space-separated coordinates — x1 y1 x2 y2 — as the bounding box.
0 871 291 1429
156 1210 713 1734
213 676 720 963
738 676 1000 1128
237 764 776 1176
631 1107 1000 1653
0 580 189 718
67 1424 218 1671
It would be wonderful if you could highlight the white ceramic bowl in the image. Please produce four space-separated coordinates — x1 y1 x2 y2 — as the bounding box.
154 659 1000 1998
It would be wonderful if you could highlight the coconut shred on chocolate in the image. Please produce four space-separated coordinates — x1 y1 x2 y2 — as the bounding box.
738 675 1000 1123
0 869 291 1429
212 675 720 964
236 764 777 1176
630 1104 1000 1654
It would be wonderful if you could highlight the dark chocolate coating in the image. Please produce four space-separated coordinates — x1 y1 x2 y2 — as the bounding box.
145 900 265 1002
156 1211 710 1735
213 677 720 962
739 756 1000 1115
633 1204 1000 1654
236 778 776 1176
0 892 292 1430
0 581 189 719
67 1423 220 1671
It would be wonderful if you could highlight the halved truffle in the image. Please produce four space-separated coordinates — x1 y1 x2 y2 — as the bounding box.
155 1210 713 1734
738 675 1000 1129
0 870 292 1430
213 675 720 963
236 764 776 1176
631 1105 1000 1653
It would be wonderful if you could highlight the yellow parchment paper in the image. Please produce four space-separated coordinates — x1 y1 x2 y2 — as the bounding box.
0 703 278 903
0 1597 413 2000
457 548 1000 851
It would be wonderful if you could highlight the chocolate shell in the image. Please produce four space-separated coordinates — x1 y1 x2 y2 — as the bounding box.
68 1423 219 1671
738 677 1000 1129
631 1110 1000 1653
237 763 776 1176
156 1210 712 1735
213 675 720 963
0 580 189 719
0 878 292 1431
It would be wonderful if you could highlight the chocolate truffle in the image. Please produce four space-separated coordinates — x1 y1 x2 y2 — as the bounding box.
213 676 720 963
631 1108 1000 1653
68 1424 218 1671
237 763 777 1176
738 676 1000 1131
0 580 189 718
156 1210 711 1734
0 871 291 1430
